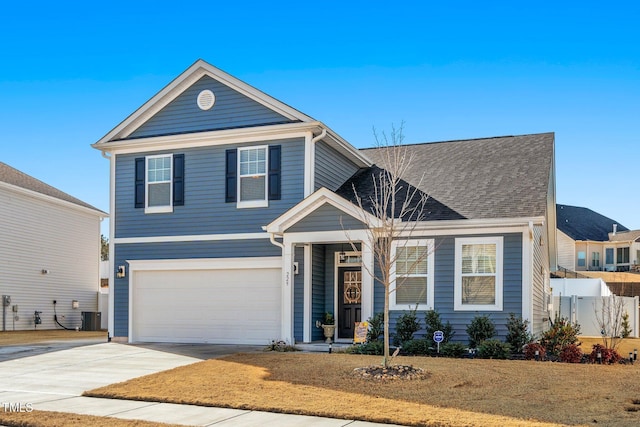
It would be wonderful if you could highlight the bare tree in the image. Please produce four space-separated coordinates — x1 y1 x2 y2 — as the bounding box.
344 123 429 367
594 293 628 350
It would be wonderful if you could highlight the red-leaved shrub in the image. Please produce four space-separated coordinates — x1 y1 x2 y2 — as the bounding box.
589 344 621 364
559 343 583 363
524 342 546 360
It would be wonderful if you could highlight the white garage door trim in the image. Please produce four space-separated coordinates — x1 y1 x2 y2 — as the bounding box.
128 257 282 344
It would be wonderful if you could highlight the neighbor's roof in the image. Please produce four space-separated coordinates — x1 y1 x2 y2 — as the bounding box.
557 204 628 241
357 133 554 220
0 162 105 214
608 229 640 242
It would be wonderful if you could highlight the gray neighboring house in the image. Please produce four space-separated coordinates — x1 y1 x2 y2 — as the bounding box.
0 162 107 331
94 59 558 345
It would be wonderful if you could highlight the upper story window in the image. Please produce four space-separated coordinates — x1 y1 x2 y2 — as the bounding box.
605 248 614 265
225 145 281 208
617 247 630 264
577 251 586 267
390 239 434 310
592 252 600 267
238 146 268 208
134 154 184 213
454 236 503 311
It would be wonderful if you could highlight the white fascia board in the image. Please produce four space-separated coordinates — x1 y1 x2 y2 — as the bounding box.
320 124 372 168
114 232 270 244
0 181 107 218
265 188 380 234
92 122 323 155
409 217 545 232
127 256 282 271
94 59 314 145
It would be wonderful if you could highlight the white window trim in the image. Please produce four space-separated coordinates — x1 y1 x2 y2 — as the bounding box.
145 154 173 214
454 236 503 311
237 145 268 209
390 239 434 311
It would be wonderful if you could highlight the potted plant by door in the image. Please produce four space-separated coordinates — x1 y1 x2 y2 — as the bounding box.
321 312 336 343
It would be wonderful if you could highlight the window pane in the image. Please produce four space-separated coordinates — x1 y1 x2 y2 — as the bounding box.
462 244 496 274
617 247 630 263
396 246 427 275
240 176 265 201
240 148 266 177
461 276 495 305
148 182 170 207
148 156 171 183
396 277 427 305
606 248 614 264
577 251 586 267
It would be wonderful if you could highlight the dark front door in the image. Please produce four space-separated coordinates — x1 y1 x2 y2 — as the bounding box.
338 267 362 339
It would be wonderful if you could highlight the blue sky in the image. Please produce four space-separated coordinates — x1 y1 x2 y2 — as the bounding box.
1 1 638 233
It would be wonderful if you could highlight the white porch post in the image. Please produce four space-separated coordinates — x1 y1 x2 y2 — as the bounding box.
303 244 312 342
281 238 295 343
361 239 374 322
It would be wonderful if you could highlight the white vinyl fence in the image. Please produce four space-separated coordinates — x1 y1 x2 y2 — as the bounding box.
553 295 639 337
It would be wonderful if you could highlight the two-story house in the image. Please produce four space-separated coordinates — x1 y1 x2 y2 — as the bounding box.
93 60 557 345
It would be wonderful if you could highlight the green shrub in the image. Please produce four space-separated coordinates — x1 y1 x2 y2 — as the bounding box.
539 314 581 356
622 311 632 339
346 341 384 355
589 344 621 365
401 338 432 355
523 342 546 360
559 343 583 363
466 315 496 348
393 309 421 347
440 342 468 358
477 339 511 359
505 313 533 353
367 312 384 342
424 309 455 344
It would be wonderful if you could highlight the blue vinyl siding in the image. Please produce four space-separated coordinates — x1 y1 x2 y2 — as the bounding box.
114 138 304 238
373 233 523 344
311 245 325 342
314 140 360 191
285 203 366 233
130 75 294 139
112 239 281 337
293 246 304 342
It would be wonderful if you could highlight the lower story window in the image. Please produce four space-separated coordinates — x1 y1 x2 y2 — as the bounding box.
454 236 503 311
391 239 434 310
592 252 600 267
577 251 586 267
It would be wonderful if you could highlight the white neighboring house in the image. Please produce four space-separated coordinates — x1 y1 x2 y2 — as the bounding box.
0 162 107 331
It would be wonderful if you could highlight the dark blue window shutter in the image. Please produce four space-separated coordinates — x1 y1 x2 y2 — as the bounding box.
134 157 145 208
268 145 281 200
173 154 184 206
225 149 237 203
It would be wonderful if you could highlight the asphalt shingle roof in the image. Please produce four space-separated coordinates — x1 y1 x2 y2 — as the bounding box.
556 204 628 241
358 133 554 220
0 162 104 213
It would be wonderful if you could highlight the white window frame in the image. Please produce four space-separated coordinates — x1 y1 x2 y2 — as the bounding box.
454 236 503 311
145 154 173 214
237 145 268 209
390 239 434 311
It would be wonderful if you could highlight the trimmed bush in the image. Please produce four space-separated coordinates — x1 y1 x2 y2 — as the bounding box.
424 310 455 344
402 339 432 356
346 341 384 355
505 313 533 353
366 312 384 342
559 343 583 363
440 342 468 358
523 342 546 361
393 309 421 347
477 339 511 359
466 315 496 348
589 344 621 365
539 314 581 356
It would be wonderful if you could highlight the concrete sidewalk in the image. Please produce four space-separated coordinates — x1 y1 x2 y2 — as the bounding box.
0 342 398 426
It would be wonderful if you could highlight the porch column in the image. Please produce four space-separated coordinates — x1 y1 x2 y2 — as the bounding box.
303 244 312 342
281 239 295 344
361 240 374 322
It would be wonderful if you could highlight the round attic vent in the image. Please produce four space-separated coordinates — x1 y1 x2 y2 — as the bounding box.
197 89 215 110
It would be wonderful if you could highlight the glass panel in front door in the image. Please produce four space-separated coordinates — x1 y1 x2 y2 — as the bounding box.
343 271 362 304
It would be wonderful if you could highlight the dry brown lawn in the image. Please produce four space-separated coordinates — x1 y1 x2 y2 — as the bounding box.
85 349 640 427
0 410 183 427
0 330 107 345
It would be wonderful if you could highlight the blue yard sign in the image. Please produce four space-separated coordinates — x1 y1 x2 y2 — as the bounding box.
433 330 444 353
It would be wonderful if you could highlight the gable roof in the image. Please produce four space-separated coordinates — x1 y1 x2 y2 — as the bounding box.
608 229 640 242
0 162 105 214
556 204 628 241
360 133 554 220
94 59 315 145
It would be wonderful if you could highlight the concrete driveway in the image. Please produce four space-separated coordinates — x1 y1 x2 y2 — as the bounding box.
0 342 391 426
